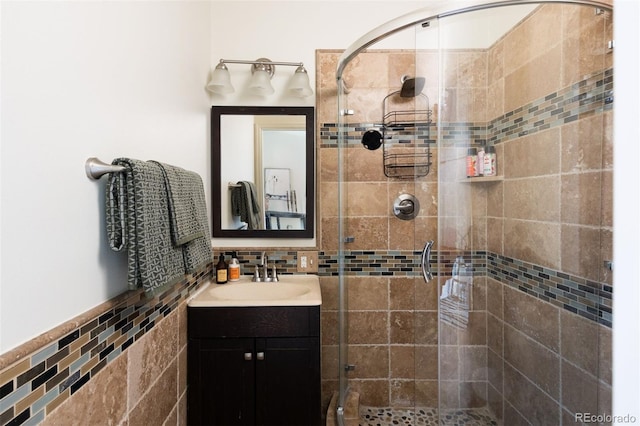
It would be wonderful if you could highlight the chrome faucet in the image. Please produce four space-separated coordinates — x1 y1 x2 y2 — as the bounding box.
252 252 278 282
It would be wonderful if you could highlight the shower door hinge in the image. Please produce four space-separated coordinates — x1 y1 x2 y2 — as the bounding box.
345 364 356 372
341 109 354 116
607 40 615 51
343 236 355 243
595 7 605 15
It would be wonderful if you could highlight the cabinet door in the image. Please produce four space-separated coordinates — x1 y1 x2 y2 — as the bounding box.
255 337 321 426
188 338 255 425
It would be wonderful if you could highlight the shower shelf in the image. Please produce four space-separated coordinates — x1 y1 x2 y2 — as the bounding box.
461 175 504 183
381 91 433 179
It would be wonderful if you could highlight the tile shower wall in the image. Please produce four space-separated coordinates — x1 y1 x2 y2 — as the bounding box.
316 3 612 421
0 265 211 425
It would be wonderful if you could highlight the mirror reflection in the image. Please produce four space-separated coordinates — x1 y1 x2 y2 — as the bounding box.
211 106 314 238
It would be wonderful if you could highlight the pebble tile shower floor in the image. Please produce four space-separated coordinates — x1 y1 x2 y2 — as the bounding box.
359 407 498 426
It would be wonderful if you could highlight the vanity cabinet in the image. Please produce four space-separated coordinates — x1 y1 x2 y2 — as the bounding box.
187 306 321 426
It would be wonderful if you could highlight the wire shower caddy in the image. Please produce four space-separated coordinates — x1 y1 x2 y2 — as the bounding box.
381 91 433 179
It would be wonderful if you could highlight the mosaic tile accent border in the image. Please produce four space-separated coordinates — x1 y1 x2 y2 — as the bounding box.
317 250 612 328
318 250 486 277
0 265 212 426
488 69 613 144
320 68 612 149
487 253 612 327
320 122 484 148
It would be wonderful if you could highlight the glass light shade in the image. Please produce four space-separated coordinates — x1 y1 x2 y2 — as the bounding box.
206 64 234 94
248 69 275 96
289 66 314 98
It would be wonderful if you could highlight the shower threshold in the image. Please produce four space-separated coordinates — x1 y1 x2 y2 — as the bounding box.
359 406 498 426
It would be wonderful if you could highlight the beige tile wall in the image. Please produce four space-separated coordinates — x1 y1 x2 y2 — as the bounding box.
487 276 612 423
485 4 613 284
39 302 188 426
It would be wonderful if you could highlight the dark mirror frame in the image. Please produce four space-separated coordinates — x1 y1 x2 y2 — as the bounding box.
211 105 315 238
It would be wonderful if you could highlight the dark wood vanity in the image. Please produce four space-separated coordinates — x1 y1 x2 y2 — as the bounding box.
187 305 321 425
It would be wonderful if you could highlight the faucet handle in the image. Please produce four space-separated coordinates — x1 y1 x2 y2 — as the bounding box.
252 264 261 282
271 264 279 282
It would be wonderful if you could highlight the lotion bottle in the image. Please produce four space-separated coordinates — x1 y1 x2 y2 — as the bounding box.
229 252 240 282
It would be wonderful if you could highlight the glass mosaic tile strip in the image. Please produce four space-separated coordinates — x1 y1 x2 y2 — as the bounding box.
321 68 612 149
0 264 211 426
488 68 613 144
487 252 611 327
318 249 610 328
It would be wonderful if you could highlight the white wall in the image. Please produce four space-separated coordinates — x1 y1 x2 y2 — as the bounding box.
220 115 255 228
208 1 424 109
0 1 211 352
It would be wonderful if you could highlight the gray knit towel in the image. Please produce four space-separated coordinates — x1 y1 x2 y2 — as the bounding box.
106 158 185 292
230 181 262 230
151 161 213 273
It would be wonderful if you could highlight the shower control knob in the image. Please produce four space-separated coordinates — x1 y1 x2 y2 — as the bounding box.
396 200 414 214
393 194 420 221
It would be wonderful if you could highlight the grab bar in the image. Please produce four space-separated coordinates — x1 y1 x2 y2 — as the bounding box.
420 240 434 282
85 157 126 180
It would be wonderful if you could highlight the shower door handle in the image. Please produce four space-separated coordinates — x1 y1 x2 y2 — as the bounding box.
420 240 434 283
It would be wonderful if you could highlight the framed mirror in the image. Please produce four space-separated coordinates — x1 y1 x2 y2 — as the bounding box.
211 106 315 238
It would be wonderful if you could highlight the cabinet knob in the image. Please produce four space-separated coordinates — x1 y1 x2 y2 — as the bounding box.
257 352 265 361
244 352 252 361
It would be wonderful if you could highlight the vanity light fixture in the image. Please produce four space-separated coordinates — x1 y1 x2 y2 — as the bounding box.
206 58 314 98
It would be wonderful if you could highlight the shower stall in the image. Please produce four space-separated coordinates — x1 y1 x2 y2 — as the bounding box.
322 0 614 424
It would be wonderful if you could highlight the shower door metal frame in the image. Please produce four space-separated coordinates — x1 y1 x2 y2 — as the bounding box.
335 0 613 424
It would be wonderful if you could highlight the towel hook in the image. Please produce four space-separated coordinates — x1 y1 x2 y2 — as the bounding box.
85 157 126 180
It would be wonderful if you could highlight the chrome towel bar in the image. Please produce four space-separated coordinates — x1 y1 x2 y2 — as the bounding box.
85 157 126 180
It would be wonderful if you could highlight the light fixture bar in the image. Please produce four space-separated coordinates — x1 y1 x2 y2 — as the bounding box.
207 57 313 98
218 59 304 68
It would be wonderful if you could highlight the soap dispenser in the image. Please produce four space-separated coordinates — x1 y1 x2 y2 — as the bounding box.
229 252 240 282
215 253 228 284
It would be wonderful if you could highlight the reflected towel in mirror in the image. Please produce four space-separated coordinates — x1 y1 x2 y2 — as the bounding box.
230 181 262 230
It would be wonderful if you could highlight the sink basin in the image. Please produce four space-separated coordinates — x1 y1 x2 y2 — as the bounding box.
211 282 310 301
188 275 321 307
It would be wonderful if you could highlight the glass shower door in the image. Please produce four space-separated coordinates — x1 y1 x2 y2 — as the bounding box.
430 3 613 424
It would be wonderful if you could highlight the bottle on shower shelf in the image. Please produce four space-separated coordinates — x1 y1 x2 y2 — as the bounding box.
477 144 485 176
466 147 478 178
483 145 497 176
